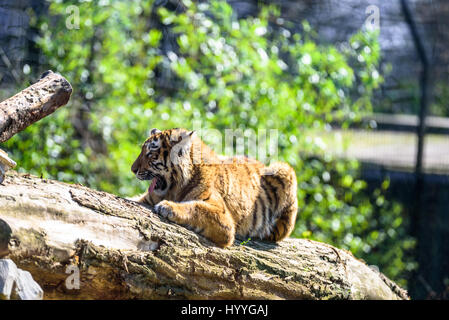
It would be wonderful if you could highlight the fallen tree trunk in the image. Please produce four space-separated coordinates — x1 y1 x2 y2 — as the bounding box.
0 171 408 300
0 70 72 142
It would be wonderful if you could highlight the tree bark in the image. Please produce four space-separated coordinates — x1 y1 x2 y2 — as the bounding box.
0 70 72 142
0 172 408 300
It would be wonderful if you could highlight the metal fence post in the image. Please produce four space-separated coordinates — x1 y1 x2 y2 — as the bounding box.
401 0 430 297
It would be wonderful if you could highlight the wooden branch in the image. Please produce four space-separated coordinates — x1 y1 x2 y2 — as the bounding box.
0 70 72 143
0 172 408 300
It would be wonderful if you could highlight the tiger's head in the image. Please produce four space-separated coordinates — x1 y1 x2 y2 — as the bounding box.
131 128 196 195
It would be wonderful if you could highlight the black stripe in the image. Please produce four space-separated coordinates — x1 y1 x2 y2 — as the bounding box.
272 175 285 189
163 150 169 166
264 207 271 237
172 166 179 179
258 196 269 237
264 176 282 210
252 200 259 230
272 188 279 210
155 162 165 170
264 177 279 208
274 221 280 240
223 166 229 179
261 181 275 209
255 197 264 235
178 176 199 200
261 183 272 203
169 175 175 191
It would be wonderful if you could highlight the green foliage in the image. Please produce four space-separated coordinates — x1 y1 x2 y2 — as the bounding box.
3 0 413 286
431 82 449 117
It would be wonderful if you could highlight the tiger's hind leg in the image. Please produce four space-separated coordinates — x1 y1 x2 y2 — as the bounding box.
262 162 298 242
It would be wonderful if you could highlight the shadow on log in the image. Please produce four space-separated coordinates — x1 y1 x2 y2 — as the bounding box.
0 172 408 300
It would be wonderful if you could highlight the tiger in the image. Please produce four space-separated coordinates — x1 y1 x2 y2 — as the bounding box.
131 128 298 248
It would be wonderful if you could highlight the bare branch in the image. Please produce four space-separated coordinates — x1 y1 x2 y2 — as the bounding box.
0 70 72 143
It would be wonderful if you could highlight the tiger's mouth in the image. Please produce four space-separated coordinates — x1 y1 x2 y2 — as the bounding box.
148 176 167 193
137 171 167 192
148 177 157 194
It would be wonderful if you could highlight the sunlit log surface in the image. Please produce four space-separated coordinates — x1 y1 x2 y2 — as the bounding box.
0 172 408 300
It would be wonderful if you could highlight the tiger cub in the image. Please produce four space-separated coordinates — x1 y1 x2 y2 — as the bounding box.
131 128 298 248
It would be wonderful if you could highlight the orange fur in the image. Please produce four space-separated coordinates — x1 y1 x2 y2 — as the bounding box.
131 128 298 248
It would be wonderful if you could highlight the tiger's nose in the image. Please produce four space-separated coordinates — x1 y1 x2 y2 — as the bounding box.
131 158 139 174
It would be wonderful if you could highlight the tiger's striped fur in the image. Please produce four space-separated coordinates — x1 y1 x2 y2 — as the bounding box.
131 128 298 248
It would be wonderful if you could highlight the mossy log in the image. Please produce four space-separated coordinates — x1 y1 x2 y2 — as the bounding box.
0 172 408 300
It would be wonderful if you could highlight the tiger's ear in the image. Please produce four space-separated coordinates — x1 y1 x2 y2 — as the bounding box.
170 130 195 164
149 128 161 136
174 130 195 144
183 130 196 140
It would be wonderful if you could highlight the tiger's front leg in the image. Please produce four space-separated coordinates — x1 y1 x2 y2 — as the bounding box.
154 199 235 248
134 189 163 206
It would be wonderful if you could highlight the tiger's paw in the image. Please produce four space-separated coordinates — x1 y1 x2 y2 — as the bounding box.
154 200 177 221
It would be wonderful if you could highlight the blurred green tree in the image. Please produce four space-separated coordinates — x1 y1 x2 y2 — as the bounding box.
3 0 414 287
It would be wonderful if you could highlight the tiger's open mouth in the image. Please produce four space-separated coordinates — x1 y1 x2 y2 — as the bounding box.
148 177 157 194
137 171 167 192
143 174 167 193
